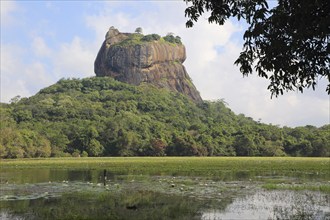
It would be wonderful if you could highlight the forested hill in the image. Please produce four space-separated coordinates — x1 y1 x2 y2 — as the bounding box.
1 77 329 158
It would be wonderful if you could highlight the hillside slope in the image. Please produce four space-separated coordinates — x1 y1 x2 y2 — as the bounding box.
1 77 329 158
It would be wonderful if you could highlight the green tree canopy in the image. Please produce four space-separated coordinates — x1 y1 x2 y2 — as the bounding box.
0 77 328 158
135 27 143 34
184 0 329 96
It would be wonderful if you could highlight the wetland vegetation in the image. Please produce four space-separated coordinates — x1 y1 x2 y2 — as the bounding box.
1 157 329 178
1 157 329 219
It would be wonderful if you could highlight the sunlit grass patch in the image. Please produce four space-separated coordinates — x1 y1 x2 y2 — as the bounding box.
262 183 330 193
1 157 329 181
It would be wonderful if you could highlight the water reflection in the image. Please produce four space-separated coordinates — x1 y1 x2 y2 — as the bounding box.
1 189 205 219
0 169 113 184
1 168 327 185
1 168 329 219
202 190 330 220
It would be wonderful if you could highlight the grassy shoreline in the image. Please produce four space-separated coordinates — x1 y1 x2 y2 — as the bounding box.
1 157 329 180
262 183 330 193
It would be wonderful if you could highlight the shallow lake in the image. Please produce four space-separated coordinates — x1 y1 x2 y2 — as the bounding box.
1 167 329 219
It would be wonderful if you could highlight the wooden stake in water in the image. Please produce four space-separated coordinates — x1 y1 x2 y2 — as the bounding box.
103 169 107 186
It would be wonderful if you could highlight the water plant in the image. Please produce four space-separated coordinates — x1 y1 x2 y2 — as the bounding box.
2 157 329 181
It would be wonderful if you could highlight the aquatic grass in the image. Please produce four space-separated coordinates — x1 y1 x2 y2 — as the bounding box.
1 157 329 219
1 157 329 181
262 183 330 193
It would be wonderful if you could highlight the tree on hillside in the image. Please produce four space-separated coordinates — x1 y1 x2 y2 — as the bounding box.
135 27 143 34
184 0 330 97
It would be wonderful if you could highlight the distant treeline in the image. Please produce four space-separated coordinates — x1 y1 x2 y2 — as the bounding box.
1 77 329 158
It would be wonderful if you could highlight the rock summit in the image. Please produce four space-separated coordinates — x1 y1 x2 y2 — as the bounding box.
94 27 202 102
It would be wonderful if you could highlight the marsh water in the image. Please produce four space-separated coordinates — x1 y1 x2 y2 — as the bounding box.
1 168 329 219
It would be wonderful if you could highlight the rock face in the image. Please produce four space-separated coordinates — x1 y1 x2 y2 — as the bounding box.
94 27 202 102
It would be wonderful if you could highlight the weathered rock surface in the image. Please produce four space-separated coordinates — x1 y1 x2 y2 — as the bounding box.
94 27 202 102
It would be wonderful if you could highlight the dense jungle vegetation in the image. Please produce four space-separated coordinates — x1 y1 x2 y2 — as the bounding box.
0 77 329 158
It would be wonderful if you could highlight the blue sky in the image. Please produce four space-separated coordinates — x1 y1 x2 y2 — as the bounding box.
1 1 329 127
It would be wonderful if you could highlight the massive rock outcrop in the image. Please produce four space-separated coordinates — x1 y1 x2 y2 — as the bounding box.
94 27 202 102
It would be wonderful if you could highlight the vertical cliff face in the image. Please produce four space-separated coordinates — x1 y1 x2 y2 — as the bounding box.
94 27 202 102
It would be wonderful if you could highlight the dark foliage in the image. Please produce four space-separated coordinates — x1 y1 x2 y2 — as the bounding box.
184 0 330 96
141 34 161 42
163 34 182 44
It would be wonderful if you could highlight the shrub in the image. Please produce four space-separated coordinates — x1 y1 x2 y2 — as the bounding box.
163 34 182 44
163 35 176 43
81 151 88 157
141 34 161 42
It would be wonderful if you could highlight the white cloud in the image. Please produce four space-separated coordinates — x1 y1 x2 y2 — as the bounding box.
1 34 95 103
0 1 18 26
25 62 51 88
1 44 29 102
1 78 31 103
32 36 52 57
0 44 52 102
85 1 189 46
53 36 95 79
